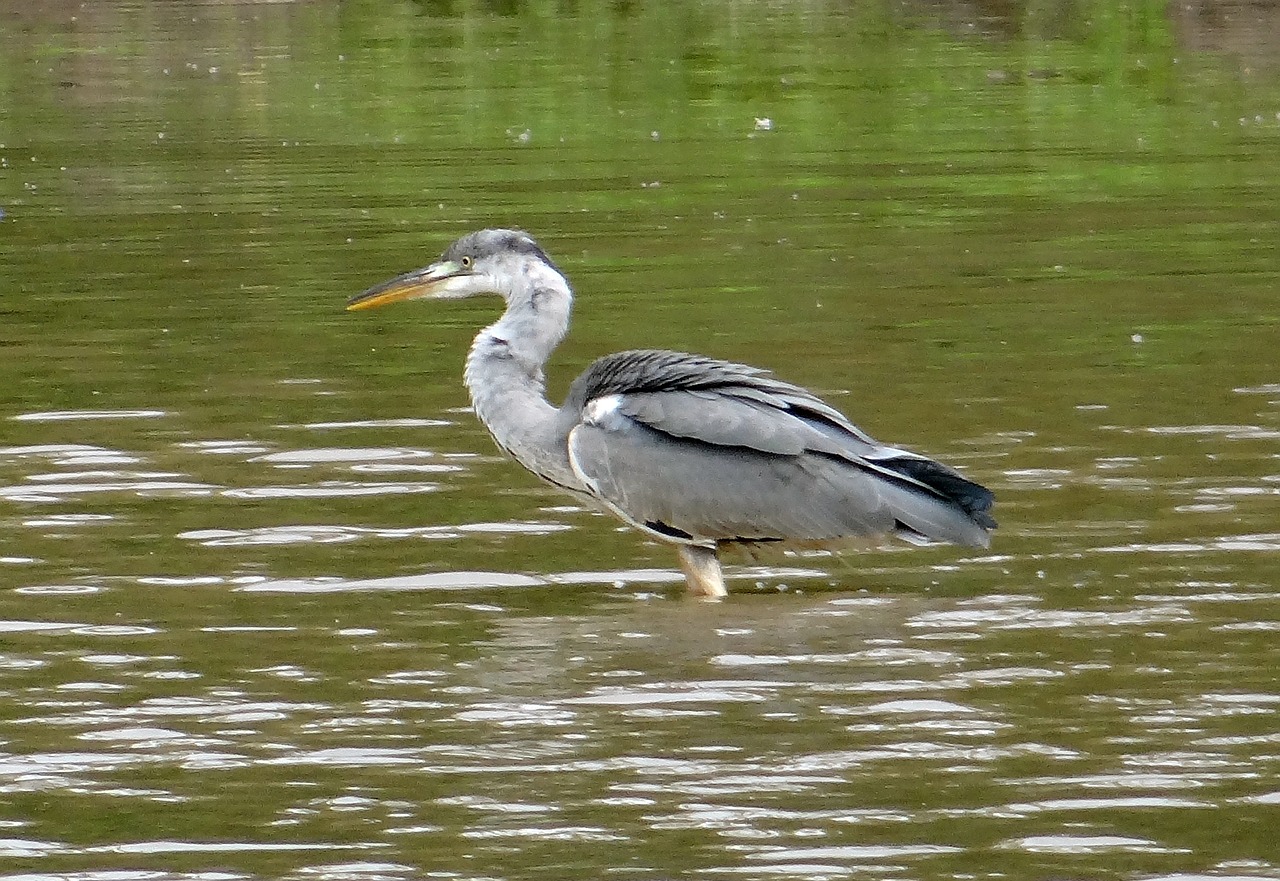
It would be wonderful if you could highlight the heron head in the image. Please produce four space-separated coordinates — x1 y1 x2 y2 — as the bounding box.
347 228 566 312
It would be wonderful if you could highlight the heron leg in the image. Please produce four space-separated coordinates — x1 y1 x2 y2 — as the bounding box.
676 544 727 598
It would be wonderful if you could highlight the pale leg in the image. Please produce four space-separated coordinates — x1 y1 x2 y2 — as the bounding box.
676 544 727 598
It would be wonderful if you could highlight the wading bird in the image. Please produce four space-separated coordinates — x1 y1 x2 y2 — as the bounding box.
347 229 995 597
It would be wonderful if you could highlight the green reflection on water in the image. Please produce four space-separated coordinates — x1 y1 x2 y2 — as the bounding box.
1 2 1279 880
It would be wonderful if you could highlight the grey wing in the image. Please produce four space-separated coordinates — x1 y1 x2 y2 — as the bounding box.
567 388 993 549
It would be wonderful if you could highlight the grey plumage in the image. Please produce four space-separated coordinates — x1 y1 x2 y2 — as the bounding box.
564 349 994 547
348 228 996 597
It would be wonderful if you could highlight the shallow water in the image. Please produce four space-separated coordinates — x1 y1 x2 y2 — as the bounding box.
2 2 1279 880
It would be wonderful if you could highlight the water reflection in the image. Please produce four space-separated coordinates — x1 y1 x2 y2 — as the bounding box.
2 573 1279 877
2 391 1277 880
3 0 1280 879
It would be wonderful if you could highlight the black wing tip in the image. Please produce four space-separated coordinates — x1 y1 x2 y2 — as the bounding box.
644 520 694 541
882 456 997 530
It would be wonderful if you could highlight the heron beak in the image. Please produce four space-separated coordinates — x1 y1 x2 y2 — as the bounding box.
346 260 473 311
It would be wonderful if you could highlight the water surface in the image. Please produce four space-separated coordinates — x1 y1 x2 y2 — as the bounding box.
1 2 1278 880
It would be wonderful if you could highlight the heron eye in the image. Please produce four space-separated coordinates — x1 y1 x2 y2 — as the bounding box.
460 255 473 269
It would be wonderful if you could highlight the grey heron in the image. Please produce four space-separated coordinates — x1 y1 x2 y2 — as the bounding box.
347 229 995 597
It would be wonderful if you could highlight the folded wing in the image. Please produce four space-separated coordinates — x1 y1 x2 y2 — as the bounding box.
560 350 995 548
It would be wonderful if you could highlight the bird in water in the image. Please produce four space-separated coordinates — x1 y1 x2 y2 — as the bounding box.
347 229 995 597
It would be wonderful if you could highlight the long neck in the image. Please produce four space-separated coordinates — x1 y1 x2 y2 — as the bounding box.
462 284 582 493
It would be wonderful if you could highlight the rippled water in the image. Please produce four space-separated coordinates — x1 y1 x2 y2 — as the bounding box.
3 1 1280 880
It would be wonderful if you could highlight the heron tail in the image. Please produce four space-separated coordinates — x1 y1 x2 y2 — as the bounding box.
873 455 997 548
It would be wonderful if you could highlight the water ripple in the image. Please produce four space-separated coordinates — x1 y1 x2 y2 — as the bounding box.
1144 424 1280 440
180 521 570 547
1 480 214 502
230 566 733 592
235 572 547 593
300 418 453 429
907 604 1192 630
9 409 168 422
250 448 461 467
746 843 963 861
1002 834 1184 854
1094 533 1280 553
712 648 961 668
1004 795 1211 813
220 481 440 500
177 440 275 455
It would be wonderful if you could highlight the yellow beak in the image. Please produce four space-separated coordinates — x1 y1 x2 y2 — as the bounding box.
346 261 468 312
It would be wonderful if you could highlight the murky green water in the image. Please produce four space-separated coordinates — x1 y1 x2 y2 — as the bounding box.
2 1 1279 879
